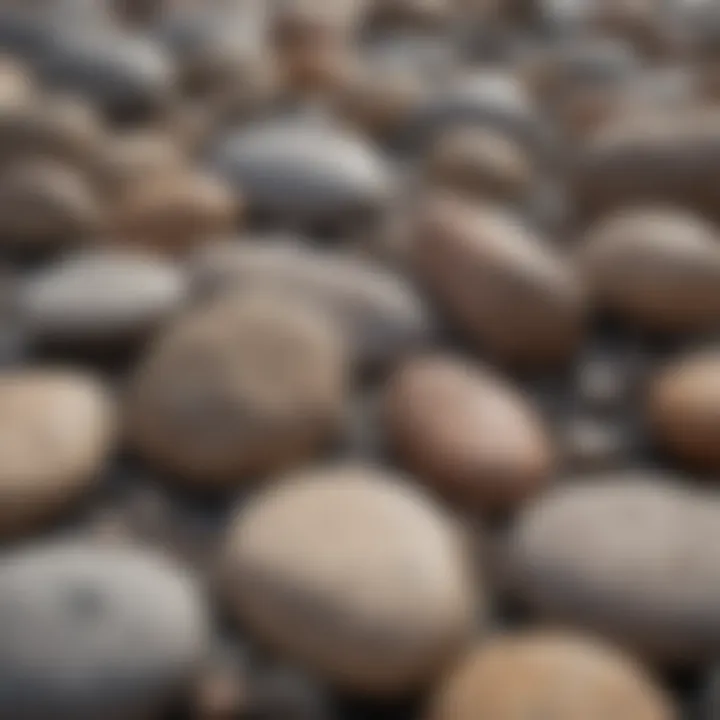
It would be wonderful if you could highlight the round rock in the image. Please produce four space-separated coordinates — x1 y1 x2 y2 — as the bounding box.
0 370 115 537
222 466 476 695
412 195 585 369
384 355 555 512
208 119 393 230
508 474 720 665
428 632 676 720
190 240 434 368
0 541 209 720
18 248 188 350
648 350 720 471
126 292 349 489
578 208 720 333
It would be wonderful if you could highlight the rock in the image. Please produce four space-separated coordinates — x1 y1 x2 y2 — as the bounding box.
559 416 636 472
0 55 35 109
0 370 115 537
208 119 393 231
384 355 554 512
39 29 176 120
222 466 476 695
407 70 545 152
508 474 720 665
701 666 720 720
0 541 209 720
126 292 349 489
111 170 238 254
426 126 533 202
19 248 188 350
573 107 720 220
411 195 585 369
190 241 434 368
578 208 720 333
0 159 101 253
648 350 720 471
428 632 676 720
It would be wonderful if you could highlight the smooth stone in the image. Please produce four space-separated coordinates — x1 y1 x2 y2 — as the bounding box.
384 355 555 512
126 292 349 489
578 208 720 333
428 632 676 720
406 70 545 152
111 170 238 254
0 55 35 109
426 126 533 202
648 350 720 472
574 107 720 220
560 416 636 472
39 29 176 120
208 119 393 229
0 160 101 252
190 241 434 368
0 542 209 720
0 370 115 537
412 195 585 369
508 474 720 665
222 466 476 695
19 248 188 350
701 667 720 720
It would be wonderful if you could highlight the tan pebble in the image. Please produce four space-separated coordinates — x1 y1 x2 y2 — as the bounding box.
222 466 477 695
126 292 349 489
384 355 554 512
428 632 677 720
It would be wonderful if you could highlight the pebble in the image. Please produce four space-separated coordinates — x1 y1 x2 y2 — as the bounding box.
428 632 676 720
508 474 720 665
19 248 188 351
208 119 393 232
190 240 434 368
222 466 477 695
126 292 349 489
0 369 115 537
0 541 209 720
412 194 585 369
384 355 555 512
578 208 720 334
648 350 720 472
110 170 238 254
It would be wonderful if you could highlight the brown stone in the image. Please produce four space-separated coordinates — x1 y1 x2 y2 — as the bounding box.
648 350 720 471
384 355 554 512
428 632 676 720
578 208 720 333
412 195 585 368
222 466 476 695
0 370 116 537
126 292 349 489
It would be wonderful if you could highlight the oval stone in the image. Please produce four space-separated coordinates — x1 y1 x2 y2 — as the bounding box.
222 466 476 695
0 370 115 537
384 355 554 512
126 292 349 489
428 632 676 720
508 474 720 665
412 195 584 368
648 350 720 471
208 119 393 229
578 208 720 333
190 240 434 368
0 542 209 720
18 248 188 350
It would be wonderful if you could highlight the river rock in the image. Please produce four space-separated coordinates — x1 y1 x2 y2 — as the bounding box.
222 466 476 695
428 632 676 720
0 541 209 720
579 208 720 333
411 195 585 369
126 292 349 489
190 240 434 368
384 355 554 512
508 474 720 664
19 248 187 350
